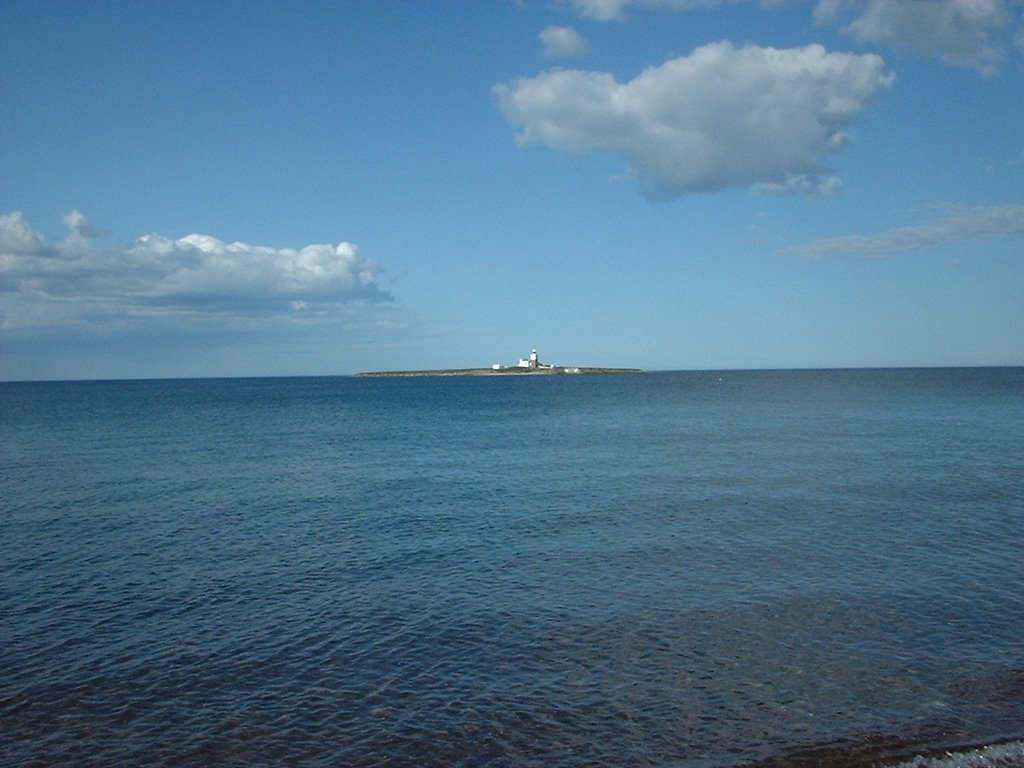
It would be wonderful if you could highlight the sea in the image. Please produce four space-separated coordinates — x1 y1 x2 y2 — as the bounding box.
2 368 1022 768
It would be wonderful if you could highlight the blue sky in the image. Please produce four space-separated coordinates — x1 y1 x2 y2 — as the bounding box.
1 0 1022 380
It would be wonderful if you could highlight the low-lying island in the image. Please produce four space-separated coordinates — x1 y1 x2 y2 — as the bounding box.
354 365 642 377
355 348 641 377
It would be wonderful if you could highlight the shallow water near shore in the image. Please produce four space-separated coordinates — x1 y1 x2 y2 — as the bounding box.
2 368 1023 767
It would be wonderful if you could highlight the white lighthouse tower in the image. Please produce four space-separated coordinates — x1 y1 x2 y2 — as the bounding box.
516 349 542 369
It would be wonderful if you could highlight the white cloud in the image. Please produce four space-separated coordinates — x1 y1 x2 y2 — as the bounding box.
539 25 590 58
783 203 1024 259
494 41 892 200
569 0 747 22
0 211 47 255
571 0 631 21
0 211 390 331
815 0 1014 77
570 0 1019 76
62 209 106 239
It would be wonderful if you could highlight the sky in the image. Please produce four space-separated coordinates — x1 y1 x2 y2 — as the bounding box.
1 0 1022 380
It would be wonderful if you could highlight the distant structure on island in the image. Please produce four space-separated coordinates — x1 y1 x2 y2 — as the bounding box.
354 348 641 378
494 349 550 371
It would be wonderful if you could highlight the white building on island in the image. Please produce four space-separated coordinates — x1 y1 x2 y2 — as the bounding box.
517 349 539 369
492 349 551 371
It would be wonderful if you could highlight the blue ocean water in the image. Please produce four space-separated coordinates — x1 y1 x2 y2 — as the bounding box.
2 368 1023 768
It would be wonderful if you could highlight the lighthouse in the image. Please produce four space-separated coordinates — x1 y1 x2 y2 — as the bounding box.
529 349 538 369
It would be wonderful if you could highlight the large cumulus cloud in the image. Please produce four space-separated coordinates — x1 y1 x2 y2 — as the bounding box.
0 211 390 331
495 41 893 200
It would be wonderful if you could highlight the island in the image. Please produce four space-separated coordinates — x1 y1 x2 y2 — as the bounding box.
354 349 641 378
